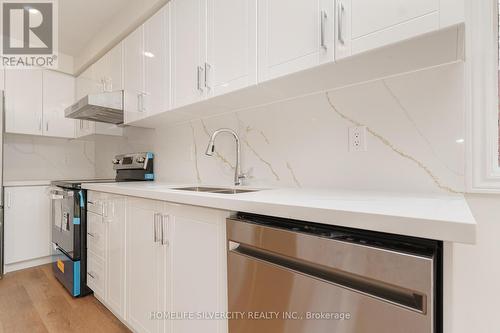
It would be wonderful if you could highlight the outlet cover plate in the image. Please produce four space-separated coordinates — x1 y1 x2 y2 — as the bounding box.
349 126 367 152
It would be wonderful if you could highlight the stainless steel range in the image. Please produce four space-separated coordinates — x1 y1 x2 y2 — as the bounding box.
50 152 154 297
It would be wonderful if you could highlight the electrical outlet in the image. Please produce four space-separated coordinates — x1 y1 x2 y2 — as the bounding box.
349 126 367 152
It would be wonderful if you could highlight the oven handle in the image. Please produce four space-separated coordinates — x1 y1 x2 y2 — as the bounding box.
49 187 74 200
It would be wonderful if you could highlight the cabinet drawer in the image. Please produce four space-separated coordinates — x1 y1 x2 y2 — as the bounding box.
87 192 104 215
87 211 106 259
87 252 105 299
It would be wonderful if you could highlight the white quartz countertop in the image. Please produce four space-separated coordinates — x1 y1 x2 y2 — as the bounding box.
82 182 477 244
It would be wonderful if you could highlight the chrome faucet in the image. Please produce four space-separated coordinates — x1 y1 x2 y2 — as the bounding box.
205 128 246 186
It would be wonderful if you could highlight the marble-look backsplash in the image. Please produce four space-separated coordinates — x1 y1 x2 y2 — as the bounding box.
4 134 96 181
95 63 465 194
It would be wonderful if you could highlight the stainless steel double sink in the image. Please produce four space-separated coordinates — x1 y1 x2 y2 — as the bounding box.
172 186 260 195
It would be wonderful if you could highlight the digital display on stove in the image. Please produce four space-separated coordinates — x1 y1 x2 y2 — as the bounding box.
122 157 133 165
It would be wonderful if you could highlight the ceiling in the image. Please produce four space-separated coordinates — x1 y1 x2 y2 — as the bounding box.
58 0 135 56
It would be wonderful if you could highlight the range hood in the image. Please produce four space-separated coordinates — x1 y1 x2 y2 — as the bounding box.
65 91 124 125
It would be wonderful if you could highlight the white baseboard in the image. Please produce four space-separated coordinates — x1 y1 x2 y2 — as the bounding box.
4 256 55 273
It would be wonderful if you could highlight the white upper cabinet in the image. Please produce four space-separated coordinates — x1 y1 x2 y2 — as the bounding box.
42 71 76 138
92 56 108 93
257 0 334 82
104 43 124 92
124 26 145 123
352 0 438 39
5 69 43 136
76 66 96 99
144 5 171 116
124 5 170 124
339 0 459 57
171 0 257 106
75 60 123 138
93 43 124 93
206 0 257 97
171 0 206 108
5 69 75 138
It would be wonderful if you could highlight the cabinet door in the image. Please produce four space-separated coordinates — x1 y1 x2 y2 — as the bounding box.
123 26 146 123
257 0 333 82
87 211 107 259
4 186 51 264
335 0 352 60
171 0 206 108
107 43 124 92
168 205 228 333
92 57 107 93
350 0 439 54
106 198 126 319
42 70 76 138
126 198 166 333
5 69 43 135
207 0 257 96
144 5 171 117
76 66 94 99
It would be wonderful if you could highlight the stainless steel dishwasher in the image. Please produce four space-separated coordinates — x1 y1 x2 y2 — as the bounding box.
227 214 441 333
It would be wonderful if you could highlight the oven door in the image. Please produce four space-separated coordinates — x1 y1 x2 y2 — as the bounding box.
50 188 78 259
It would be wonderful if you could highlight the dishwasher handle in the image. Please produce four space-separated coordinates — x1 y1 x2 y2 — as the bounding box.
230 241 426 314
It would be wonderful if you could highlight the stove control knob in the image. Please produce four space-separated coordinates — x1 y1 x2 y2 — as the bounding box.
136 156 146 163
112 159 120 165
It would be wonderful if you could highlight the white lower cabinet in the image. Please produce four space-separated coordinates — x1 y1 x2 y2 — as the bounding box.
88 191 229 333
4 186 51 272
86 192 126 320
168 204 229 333
126 197 167 333
106 198 127 318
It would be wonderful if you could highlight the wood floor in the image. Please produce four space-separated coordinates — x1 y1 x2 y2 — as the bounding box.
0 264 130 333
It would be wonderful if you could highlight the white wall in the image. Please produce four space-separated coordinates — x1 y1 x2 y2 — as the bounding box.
3 134 96 181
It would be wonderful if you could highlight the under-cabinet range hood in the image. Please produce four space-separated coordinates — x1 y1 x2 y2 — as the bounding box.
65 91 124 125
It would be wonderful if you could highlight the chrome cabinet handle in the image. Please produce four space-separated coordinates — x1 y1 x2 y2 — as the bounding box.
6 191 11 208
137 94 143 112
45 122 49 132
154 213 160 243
137 92 149 112
103 202 109 218
39 118 42 132
204 63 211 90
337 1 345 45
87 271 96 279
197 66 204 93
320 10 328 50
161 214 169 246
87 232 95 238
